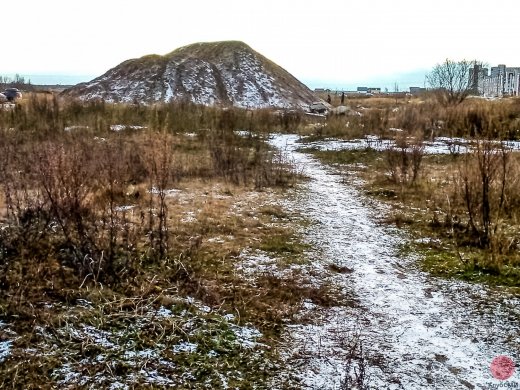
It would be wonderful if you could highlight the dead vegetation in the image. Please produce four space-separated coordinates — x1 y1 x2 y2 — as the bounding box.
302 93 520 142
0 96 332 388
302 95 520 288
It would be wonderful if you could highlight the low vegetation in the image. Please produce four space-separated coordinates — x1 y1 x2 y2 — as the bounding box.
309 92 520 141
0 95 323 388
2 88 520 387
301 94 520 289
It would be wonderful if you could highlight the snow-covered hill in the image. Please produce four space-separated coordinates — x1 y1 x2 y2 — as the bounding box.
63 41 317 109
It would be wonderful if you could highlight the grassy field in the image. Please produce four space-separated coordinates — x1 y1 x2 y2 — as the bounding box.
306 92 520 142
0 95 329 388
300 93 520 290
1 91 520 387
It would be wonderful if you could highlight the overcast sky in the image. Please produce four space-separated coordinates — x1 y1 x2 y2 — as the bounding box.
2 0 518 88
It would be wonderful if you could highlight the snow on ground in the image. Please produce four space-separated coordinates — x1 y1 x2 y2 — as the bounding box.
267 134 520 389
1 103 16 111
17 298 266 388
302 135 520 155
0 341 12 363
114 205 136 212
148 187 181 196
64 125 90 131
0 321 16 363
110 124 147 132
172 341 198 353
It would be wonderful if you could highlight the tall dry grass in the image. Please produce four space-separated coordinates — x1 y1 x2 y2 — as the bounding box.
0 96 298 295
304 95 520 143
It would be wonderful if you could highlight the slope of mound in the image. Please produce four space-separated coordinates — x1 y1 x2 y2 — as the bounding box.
63 41 316 109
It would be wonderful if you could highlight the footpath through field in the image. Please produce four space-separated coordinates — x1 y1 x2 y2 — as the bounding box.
270 134 520 390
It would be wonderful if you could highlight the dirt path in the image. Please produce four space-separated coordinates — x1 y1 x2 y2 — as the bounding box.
270 134 520 390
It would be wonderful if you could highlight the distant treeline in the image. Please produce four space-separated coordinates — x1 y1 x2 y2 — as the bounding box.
0 74 34 91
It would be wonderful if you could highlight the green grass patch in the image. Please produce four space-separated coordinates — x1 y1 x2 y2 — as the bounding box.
299 147 382 167
258 231 310 256
0 295 276 389
401 240 520 290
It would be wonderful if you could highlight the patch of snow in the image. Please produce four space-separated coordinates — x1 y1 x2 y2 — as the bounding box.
414 237 442 245
234 130 253 137
230 325 262 349
218 372 230 389
223 313 235 322
199 305 211 313
81 325 117 349
0 341 12 363
131 369 176 386
301 135 520 155
109 381 128 390
64 125 90 132
114 205 135 212
55 364 87 386
181 211 197 223
1 103 16 111
124 349 156 359
207 237 225 244
110 124 147 132
148 187 181 197
173 341 198 353
155 307 173 318
183 296 212 313
237 249 278 278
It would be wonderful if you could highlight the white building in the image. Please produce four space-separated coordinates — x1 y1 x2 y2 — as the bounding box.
475 64 520 97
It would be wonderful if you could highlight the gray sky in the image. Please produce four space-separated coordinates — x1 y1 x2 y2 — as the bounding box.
2 0 518 88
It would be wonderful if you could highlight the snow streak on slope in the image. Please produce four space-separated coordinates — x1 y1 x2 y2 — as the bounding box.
63 41 316 109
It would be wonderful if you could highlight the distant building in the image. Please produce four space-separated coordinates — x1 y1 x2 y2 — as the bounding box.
409 87 426 95
368 87 381 94
357 87 368 92
473 64 520 97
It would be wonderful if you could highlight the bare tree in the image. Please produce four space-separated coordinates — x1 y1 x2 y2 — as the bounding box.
426 59 483 106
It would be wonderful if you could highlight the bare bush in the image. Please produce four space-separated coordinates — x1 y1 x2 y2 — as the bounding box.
208 129 248 185
456 140 512 248
385 137 424 186
253 147 296 189
144 132 177 259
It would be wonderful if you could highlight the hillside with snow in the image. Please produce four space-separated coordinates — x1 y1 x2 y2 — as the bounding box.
62 41 317 109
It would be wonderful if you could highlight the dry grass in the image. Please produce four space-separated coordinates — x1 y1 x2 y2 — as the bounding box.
299 94 520 287
308 144 520 288
302 94 520 142
0 96 334 387
0 177 322 388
